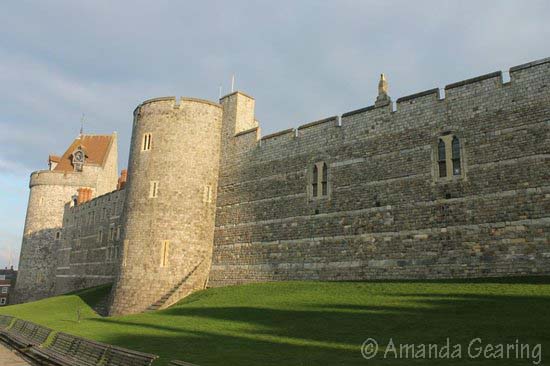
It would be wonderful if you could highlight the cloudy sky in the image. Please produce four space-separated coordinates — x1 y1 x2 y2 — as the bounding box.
1 0 549 269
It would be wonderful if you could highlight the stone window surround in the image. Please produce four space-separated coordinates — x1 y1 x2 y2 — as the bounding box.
149 181 159 198
142 133 152 151
308 159 331 200
432 132 467 183
203 184 213 204
106 245 118 262
109 225 116 241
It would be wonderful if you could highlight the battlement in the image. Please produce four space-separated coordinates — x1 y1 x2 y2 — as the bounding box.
30 170 99 188
134 96 221 115
220 90 255 101
235 126 259 138
395 88 440 103
509 56 550 72
228 56 550 156
65 187 125 213
260 128 295 146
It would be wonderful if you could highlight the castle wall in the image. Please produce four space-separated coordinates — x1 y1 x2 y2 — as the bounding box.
109 97 223 315
14 57 550 312
209 58 550 286
54 188 125 295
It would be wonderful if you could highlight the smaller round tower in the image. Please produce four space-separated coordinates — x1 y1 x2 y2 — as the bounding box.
14 134 118 304
14 173 93 302
109 97 223 315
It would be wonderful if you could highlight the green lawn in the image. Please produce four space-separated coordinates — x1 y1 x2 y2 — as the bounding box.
1 278 550 365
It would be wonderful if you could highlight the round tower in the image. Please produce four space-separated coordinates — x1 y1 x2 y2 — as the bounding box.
109 97 223 315
14 171 99 303
15 175 79 302
13 133 118 304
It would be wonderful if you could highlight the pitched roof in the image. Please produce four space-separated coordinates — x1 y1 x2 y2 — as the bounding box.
53 134 114 172
48 155 61 163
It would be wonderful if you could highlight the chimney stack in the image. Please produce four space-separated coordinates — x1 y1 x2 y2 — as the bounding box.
77 187 93 204
117 169 128 190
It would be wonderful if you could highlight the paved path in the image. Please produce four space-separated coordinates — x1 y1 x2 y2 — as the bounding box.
0 343 31 365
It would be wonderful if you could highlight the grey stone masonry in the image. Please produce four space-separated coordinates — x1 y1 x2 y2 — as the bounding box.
54 189 126 295
14 57 550 315
109 97 223 315
209 57 550 286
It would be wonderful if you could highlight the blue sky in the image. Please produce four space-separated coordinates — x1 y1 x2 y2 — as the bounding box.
1 0 549 268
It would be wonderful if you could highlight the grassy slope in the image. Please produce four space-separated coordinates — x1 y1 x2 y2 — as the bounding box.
1 279 550 365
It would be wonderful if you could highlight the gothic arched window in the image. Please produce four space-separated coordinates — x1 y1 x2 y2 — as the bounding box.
436 134 464 180
311 162 328 198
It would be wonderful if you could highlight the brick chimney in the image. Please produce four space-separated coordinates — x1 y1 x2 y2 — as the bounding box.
77 187 93 204
117 169 128 190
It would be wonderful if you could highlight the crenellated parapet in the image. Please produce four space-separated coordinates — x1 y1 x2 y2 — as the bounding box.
210 56 550 288
29 170 99 189
224 57 550 160
134 96 221 116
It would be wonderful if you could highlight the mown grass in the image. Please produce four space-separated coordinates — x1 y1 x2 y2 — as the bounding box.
1 278 550 365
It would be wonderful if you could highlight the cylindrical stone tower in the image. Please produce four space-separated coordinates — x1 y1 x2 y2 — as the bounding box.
109 97 223 315
14 173 89 303
13 133 118 304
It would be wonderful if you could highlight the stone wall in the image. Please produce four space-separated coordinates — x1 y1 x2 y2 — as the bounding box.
209 57 550 286
54 188 125 295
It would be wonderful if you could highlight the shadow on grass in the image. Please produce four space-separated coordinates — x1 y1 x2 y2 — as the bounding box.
68 283 112 310
88 288 550 366
327 276 550 285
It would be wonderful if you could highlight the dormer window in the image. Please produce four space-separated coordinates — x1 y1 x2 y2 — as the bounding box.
72 146 86 172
